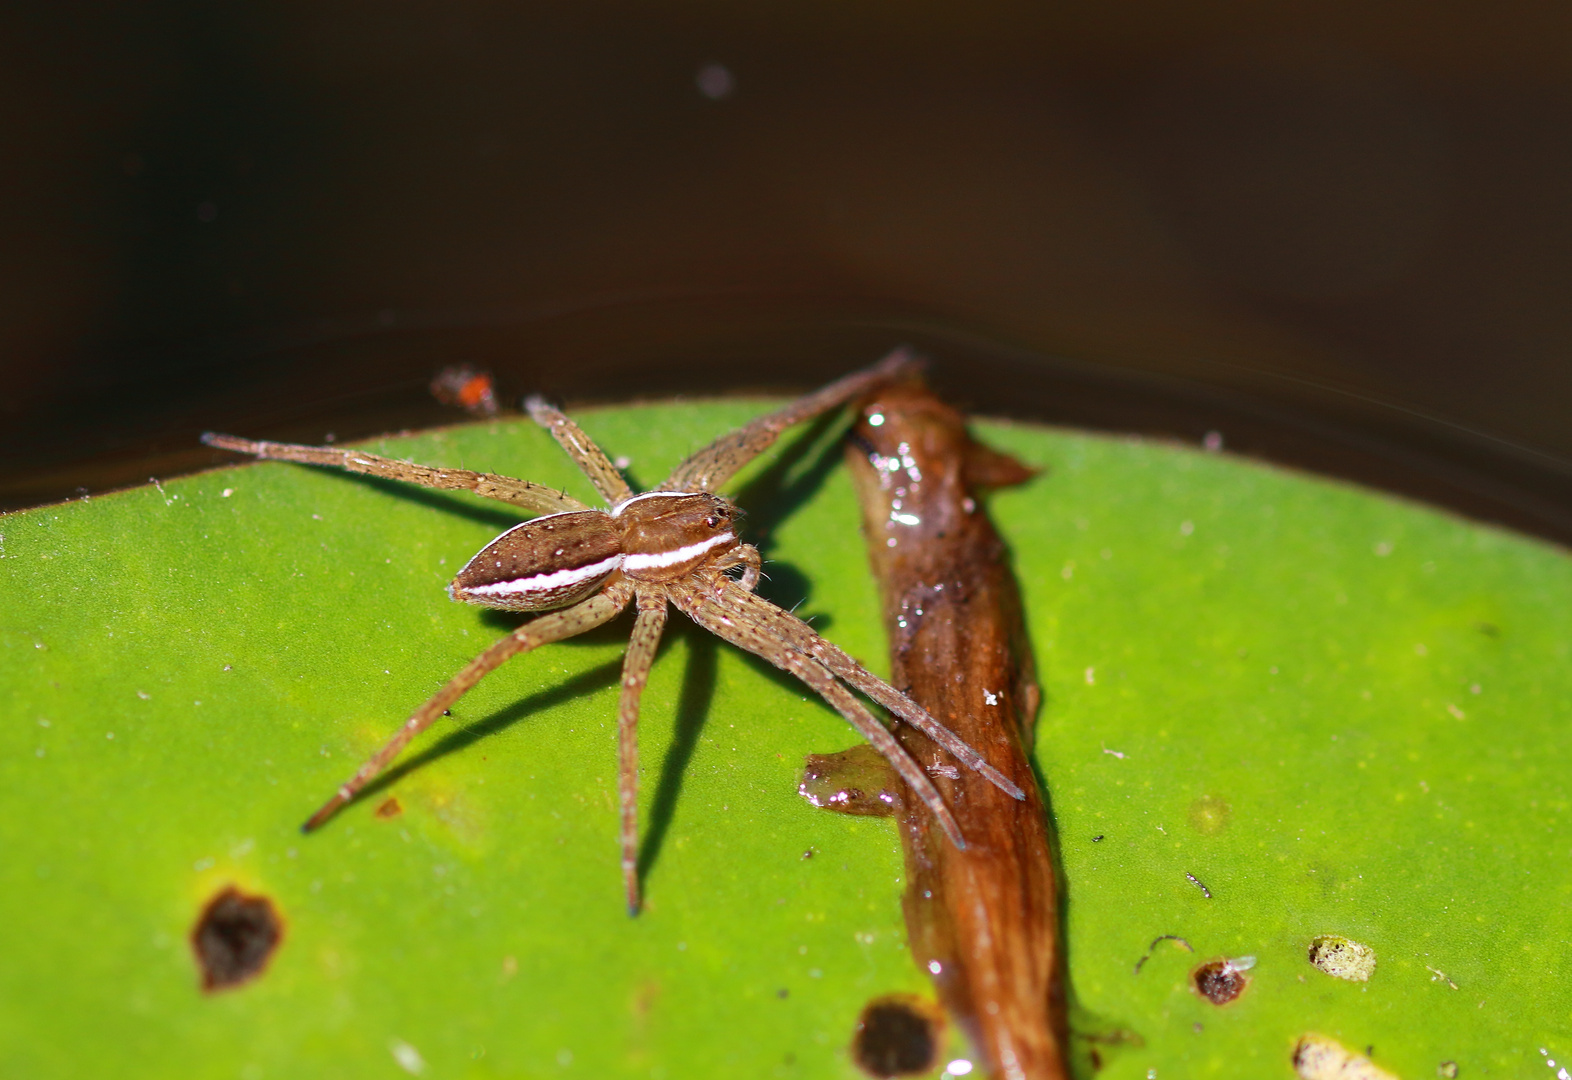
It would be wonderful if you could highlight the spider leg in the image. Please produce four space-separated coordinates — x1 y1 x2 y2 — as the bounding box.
656 348 921 494
700 575 1025 801
524 396 634 506
201 434 589 515
617 589 668 915
814 648 1024 799
713 542 762 592
303 578 635 831
796 635 1026 799
666 580 966 849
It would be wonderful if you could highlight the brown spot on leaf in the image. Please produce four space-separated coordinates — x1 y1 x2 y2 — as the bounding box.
192 886 282 991
374 796 403 819
852 995 945 1077
1192 958 1250 1004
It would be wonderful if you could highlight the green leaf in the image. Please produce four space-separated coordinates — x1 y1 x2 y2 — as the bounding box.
2 402 1568 1078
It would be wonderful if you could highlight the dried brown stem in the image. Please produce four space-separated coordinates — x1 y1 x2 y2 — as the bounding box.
845 379 1069 1080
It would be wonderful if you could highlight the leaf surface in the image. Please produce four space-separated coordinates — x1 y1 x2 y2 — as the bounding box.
1 403 1567 1078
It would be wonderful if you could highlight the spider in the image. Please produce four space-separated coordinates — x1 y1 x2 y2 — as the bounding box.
203 351 1023 913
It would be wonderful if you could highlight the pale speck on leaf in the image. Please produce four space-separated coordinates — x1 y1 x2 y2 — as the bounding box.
389 1038 426 1075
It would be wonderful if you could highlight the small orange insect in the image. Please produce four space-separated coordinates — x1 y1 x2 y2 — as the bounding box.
429 364 499 416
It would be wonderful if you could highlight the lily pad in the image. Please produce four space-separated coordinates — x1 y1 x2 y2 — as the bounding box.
1 401 1569 1078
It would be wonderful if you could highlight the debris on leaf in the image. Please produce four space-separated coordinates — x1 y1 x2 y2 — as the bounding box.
1307 934 1377 982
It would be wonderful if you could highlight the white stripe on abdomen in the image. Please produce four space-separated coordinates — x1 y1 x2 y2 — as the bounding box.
463 553 624 597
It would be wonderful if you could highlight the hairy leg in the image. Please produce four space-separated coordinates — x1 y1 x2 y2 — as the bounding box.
713 543 763 592
657 348 919 494
202 433 588 516
304 579 635 831
697 574 1024 800
666 580 965 848
524 396 635 506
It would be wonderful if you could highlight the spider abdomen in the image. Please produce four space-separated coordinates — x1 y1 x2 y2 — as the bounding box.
450 510 623 611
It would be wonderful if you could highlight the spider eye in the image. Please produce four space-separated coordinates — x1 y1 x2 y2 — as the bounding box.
705 515 721 528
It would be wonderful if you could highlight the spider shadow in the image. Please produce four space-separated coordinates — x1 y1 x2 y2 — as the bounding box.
342 602 716 902
352 648 627 806
636 411 866 885
635 619 716 894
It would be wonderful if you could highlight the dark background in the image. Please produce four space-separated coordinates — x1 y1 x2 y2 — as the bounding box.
4 3 1571 542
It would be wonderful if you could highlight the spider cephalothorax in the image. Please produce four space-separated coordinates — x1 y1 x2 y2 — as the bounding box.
203 350 1023 912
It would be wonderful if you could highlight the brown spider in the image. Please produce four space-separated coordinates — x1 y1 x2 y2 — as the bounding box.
203 351 1023 913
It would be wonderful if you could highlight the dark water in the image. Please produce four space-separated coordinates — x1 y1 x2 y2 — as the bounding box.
3 5 1570 542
